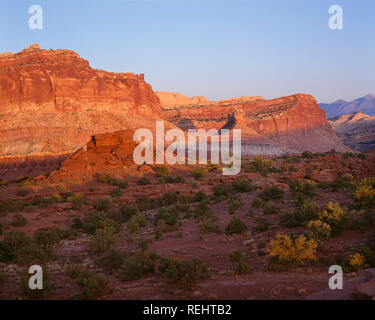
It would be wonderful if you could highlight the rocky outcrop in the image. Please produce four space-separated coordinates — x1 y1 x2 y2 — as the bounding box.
164 93 350 154
156 91 263 110
329 112 375 152
0 152 71 181
306 269 375 300
0 44 162 155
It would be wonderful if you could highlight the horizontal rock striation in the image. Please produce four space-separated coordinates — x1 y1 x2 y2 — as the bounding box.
0 44 162 155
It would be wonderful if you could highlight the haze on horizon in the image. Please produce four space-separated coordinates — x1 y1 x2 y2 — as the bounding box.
1 0 374 103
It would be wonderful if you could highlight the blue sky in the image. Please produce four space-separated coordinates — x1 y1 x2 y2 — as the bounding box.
1 0 374 102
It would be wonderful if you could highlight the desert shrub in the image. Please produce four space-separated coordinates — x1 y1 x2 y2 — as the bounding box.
307 220 332 240
348 253 365 272
193 191 208 203
126 214 147 236
280 200 319 227
76 270 109 300
93 198 112 212
252 196 264 208
110 188 123 198
71 217 83 229
97 173 128 189
229 250 251 275
67 194 88 209
246 155 279 176
95 249 125 273
119 250 159 281
259 186 284 202
225 218 247 235
16 188 29 197
318 202 351 234
231 179 254 193
89 226 118 254
192 167 207 180
212 184 232 198
329 174 354 191
268 233 318 265
156 165 169 177
82 212 106 234
96 173 111 183
110 178 128 189
161 192 179 206
3 231 32 255
263 202 281 215
193 200 210 220
158 258 210 289
199 219 220 234
353 182 375 209
118 205 139 223
10 214 28 227
288 179 316 198
34 229 60 249
154 208 178 229
301 151 315 159
252 217 270 233
227 195 243 214
138 177 151 185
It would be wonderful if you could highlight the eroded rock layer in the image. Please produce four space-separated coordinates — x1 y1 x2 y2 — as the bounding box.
0 44 162 155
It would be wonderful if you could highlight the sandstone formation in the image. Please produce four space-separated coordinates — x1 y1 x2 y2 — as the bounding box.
164 93 350 154
48 129 141 182
329 112 375 152
0 44 162 155
0 152 71 181
156 91 263 109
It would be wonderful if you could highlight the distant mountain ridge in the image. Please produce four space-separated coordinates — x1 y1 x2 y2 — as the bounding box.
320 94 375 118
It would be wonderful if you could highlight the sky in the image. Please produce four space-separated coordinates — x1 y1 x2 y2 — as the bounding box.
0 0 374 103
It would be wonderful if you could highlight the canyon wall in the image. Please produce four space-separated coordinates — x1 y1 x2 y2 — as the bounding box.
0 44 162 155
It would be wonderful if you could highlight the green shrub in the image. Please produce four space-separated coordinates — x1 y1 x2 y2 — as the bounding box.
263 202 281 215
118 205 139 223
110 188 123 198
288 179 316 198
126 214 147 236
10 214 28 227
192 168 206 180
16 188 29 197
138 177 151 185
231 179 254 193
229 251 251 274
67 194 88 209
259 186 284 201
280 200 319 228
82 212 106 234
119 251 159 281
158 258 210 289
225 218 247 235
252 218 270 233
227 195 243 214
95 249 125 273
93 198 112 212
252 196 264 208
89 226 118 254
156 166 169 177
154 208 178 228
199 219 220 234
77 270 109 300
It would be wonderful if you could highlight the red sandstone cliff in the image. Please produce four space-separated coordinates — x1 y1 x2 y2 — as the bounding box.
163 93 351 153
0 44 162 155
